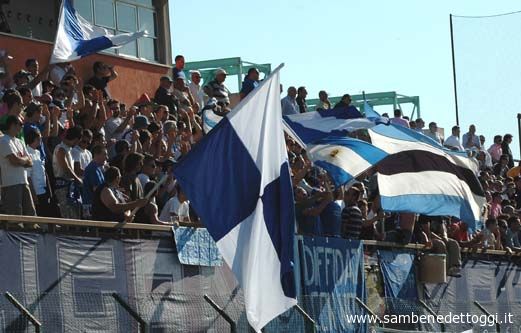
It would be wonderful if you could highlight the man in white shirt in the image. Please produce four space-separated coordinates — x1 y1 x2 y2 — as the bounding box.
425 122 443 145
188 70 206 111
71 129 93 177
281 86 299 116
26 129 51 216
0 116 36 216
444 126 464 151
159 185 191 222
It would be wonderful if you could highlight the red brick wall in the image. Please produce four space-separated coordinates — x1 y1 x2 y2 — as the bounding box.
1 33 171 105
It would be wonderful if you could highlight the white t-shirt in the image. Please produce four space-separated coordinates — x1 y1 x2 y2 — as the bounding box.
159 196 191 222
0 135 29 187
444 135 464 151
105 117 126 141
71 146 92 171
52 142 74 179
26 145 47 195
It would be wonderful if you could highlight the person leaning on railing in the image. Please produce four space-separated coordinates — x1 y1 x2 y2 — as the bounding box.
92 166 148 223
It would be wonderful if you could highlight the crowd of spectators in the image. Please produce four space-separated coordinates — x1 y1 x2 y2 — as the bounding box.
0 50 520 278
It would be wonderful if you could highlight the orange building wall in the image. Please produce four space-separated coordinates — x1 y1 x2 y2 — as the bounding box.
1 33 171 105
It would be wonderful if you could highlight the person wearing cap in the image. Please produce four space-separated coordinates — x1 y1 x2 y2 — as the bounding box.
154 76 178 115
203 68 231 106
240 68 260 101
444 125 464 151
172 71 198 113
188 70 206 111
87 61 117 99
172 55 185 81
315 90 331 111
122 114 148 139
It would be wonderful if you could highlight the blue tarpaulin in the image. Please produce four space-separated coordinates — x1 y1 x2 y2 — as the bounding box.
298 236 366 333
378 250 418 299
172 226 223 266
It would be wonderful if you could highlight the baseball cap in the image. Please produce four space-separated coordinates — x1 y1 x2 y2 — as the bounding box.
190 70 201 76
160 76 173 82
134 115 150 129
174 71 186 81
215 68 227 76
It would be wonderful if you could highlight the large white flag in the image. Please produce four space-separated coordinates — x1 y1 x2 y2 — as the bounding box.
51 0 146 63
174 64 297 331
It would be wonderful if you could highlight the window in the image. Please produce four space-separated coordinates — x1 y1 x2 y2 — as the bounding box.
75 0 93 23
94 0 115 28
116 3 137 32
79 0 158 61
138 7 155 37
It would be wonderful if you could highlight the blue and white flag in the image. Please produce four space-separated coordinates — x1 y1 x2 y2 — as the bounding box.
283 109 375 147
201 101 224 134
363 100 382 120
174 64 296 331
308 137 387 187
51 0 146 63
369 124 486 229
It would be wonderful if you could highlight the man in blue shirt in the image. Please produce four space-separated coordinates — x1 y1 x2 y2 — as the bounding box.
83 145 108 218
239 68 260 100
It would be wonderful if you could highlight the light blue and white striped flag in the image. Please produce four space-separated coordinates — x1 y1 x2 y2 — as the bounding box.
51 0 146 63
174 64 296 331
369 124 486 230
308 136 388 187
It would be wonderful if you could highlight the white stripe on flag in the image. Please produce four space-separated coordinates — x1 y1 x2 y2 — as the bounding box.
308 144 373 177
369 129 480 174
216 200 294 330
378 171 485 219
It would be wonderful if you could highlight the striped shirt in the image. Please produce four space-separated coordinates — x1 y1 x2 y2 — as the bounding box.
341 205 363 240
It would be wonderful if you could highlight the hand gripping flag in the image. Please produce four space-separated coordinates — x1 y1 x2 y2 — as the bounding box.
173 64 297 331
51 0 146 63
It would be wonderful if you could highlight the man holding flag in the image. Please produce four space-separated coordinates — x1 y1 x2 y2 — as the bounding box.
174 64 297 331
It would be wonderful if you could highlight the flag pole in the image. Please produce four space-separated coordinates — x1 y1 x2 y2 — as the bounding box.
450 14 460 126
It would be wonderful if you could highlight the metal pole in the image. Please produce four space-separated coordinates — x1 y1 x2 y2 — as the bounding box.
203 294 237 333
5 292 42 333
112 293 147 333
450 14 460 126
517 114 521 160
294 303 316 333
474 301 500 333
419 300 445 332
355 297 383 327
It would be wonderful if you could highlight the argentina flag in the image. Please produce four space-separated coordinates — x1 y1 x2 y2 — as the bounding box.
51 0 146 63
284 101 388 147
308 136 388 187
174 65 296 331
369 124 486 230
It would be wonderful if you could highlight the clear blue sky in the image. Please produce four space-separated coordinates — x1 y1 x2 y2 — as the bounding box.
169 1 521 158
